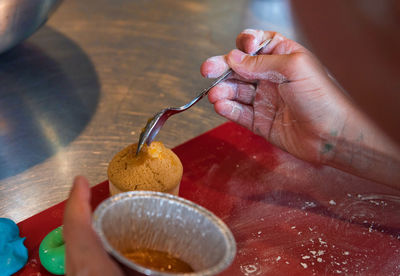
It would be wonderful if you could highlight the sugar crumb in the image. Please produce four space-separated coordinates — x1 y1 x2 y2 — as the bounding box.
300 262 308 269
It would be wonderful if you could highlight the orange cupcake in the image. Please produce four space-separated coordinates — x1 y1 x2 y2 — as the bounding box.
107 141 183 196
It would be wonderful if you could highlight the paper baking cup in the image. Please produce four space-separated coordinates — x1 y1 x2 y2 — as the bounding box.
92 191 236 276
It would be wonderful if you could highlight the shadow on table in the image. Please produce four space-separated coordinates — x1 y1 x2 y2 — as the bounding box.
0 26 100 180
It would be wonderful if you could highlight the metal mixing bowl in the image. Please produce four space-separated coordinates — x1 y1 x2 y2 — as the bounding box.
0 0 62 54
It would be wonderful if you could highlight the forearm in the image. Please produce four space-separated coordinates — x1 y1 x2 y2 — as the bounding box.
321 107 400 189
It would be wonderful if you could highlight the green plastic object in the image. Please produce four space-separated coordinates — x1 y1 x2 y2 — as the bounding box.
39 226 65 275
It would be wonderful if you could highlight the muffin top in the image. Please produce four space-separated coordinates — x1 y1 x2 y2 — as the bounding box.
107 142 183 192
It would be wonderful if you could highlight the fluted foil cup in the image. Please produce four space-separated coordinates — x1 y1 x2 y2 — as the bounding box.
92 191 236 275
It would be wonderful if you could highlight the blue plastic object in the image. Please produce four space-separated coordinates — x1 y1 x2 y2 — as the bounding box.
0 218 28 276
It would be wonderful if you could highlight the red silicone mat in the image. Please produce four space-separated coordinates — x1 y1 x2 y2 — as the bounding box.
15 122 400 275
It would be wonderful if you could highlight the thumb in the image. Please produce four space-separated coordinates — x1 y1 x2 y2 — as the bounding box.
64 176 92 228
63 176 123 275
226 49 310 84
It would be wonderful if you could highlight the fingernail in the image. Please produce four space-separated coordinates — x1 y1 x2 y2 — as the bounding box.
242 28 257 36
204 56 229 78
206 72 220 78
230 49 245 63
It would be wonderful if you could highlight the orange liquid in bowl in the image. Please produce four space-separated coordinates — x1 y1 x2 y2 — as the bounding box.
124 248 194 273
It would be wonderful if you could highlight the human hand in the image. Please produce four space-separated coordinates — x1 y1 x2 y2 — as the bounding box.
63 176 123 276
201 29 400 188
201 29 359 164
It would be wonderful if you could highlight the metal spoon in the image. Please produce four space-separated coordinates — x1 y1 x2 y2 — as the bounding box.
136 38 272 156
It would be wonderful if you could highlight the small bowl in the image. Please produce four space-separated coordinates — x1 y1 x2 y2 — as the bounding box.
92 191 236 276
0 0 62 54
